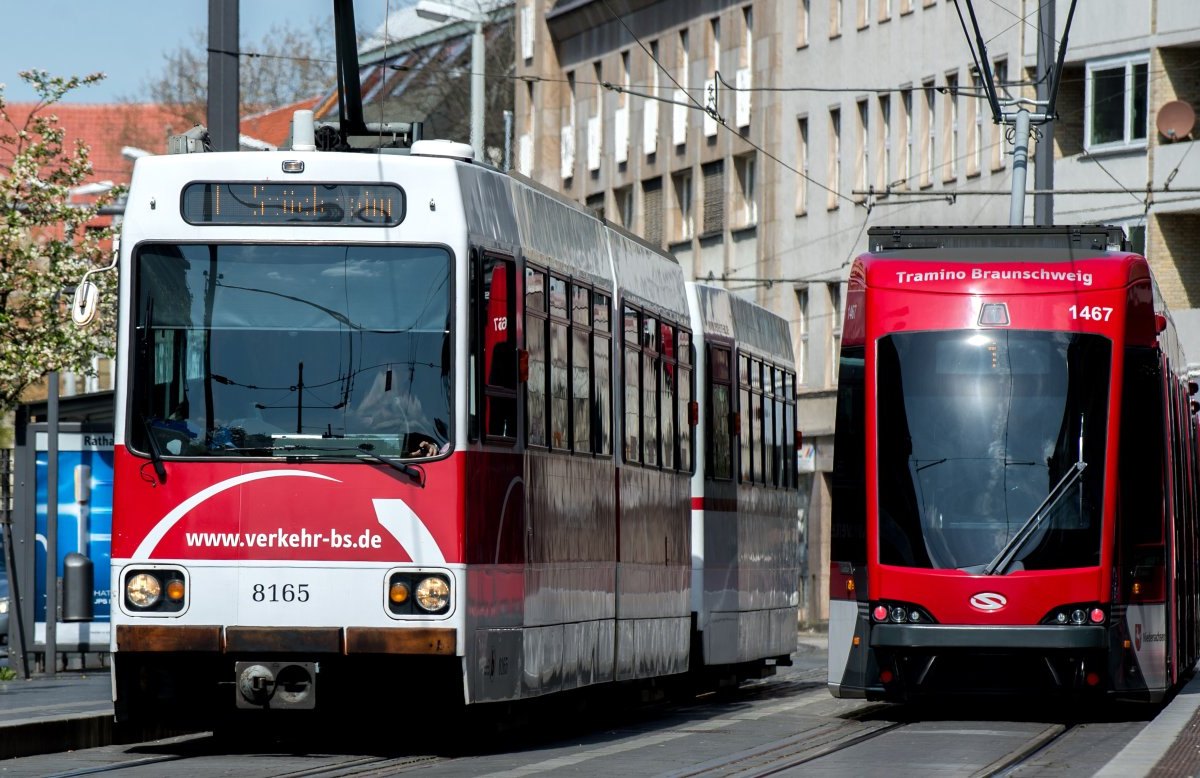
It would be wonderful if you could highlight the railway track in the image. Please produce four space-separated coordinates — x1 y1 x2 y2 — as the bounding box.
14 664 1152 778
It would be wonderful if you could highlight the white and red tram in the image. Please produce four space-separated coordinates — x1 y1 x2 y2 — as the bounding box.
96 125 801 727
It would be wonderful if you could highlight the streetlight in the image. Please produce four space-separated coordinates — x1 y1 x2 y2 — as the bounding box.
416 0 486 162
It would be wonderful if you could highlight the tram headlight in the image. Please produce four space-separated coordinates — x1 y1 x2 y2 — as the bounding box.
415 577 450 612
126 573 162 608
122 568 188 613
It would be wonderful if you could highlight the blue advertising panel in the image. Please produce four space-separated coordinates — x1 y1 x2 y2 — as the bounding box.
34 430 112 648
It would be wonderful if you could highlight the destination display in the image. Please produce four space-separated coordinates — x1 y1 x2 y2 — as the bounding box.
181 182 404 226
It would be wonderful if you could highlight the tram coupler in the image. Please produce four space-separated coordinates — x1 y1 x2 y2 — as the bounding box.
235 661 317 709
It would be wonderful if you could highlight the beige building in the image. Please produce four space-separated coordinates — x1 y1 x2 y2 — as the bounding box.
515 0 1199 624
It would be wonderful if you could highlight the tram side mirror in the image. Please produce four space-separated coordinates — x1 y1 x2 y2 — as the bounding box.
1192 400 1199 415
70 281 100 326
1189 381 1198 396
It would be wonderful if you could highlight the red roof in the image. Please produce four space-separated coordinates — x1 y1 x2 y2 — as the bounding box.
0 103 191 187
241 97 321 149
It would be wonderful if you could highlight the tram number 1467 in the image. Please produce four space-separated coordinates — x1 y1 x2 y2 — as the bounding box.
1067 305 1113 322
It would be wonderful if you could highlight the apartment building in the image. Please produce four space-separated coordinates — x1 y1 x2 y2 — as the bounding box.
517 0 1200 624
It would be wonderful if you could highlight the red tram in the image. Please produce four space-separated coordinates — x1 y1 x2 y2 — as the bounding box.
828 225 1200 702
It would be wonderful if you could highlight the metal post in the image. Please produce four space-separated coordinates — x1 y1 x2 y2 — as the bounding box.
1034 0 1056 226
1009 109 1031 226
471 20 485 162
207 0 240 152
45 371 58 676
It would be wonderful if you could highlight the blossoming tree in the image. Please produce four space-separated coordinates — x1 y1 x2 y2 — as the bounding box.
0 70 121 417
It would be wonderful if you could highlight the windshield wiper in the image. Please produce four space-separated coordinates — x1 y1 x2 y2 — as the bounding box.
192 442 426 486
982 460 1087 576
350 444 425 486
139 414 168 484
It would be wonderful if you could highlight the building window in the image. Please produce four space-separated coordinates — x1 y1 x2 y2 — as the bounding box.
735 6 753 128
586 192 605 220
901 88 913 188
830 0 842 38
900 0 913 12
798 0 810 47
921 79 935 187
878 0 891 21
673 169 694 241
520 3 534 61
967 69 983 177
856 0 868 29
674 29 690 148
991 59 1007 171
796 117 809 214
613 185 634 229
642 176 663 247
877 94 891 191
944 72 958 181
796 287 809 385
828 108 841 209
615 51 631 164
645 40 660 156
702 160 725 235
734 152 757 226
1085 53 1149 151
562 71 577 180
856 99 869 199
587 62 603 172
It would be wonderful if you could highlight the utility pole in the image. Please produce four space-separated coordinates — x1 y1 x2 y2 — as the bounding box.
207 0 239 151
963 0 1075 226
1034 0 1056 226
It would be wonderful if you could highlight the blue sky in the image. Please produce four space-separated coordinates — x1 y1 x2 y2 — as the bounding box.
0 1 390 104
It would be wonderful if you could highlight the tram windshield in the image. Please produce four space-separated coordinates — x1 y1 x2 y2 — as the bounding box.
130 243 451 460
876 330 1110 572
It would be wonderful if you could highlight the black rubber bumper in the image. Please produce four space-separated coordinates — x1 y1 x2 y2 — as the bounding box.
870 624 1107 650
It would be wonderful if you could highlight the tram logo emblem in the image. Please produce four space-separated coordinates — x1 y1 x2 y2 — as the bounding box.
969 592 1007 611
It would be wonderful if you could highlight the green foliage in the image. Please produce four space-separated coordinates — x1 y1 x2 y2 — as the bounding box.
0 70 123 413
0 666 16 682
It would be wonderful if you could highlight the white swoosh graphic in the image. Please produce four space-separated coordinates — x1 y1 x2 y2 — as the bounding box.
373 498 445 564
132 470 340 559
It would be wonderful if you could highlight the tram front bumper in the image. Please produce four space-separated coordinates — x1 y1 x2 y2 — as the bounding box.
870 624 1107 651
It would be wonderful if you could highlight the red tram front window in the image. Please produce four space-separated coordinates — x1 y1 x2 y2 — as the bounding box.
875 330 1111 572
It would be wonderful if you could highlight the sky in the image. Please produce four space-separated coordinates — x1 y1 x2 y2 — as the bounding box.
0 1 391 104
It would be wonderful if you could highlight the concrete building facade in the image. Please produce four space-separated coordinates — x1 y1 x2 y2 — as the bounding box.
515 0 1199 624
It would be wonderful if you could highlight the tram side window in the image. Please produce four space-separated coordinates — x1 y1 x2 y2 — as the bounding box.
571 283 591 454
708 345 734 480
660 322 676 471
739 355 753 482
624 305 642 463
831 346 867 565
781 370 796 488
593 293 612 455
678 330 694 473
1121 347 1166 597
525 266 548 447
549 275 570 450
763 363 775 486
482 254 517 440
643 315 660 467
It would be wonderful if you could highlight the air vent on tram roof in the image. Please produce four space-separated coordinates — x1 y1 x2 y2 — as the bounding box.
409 139 474 162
